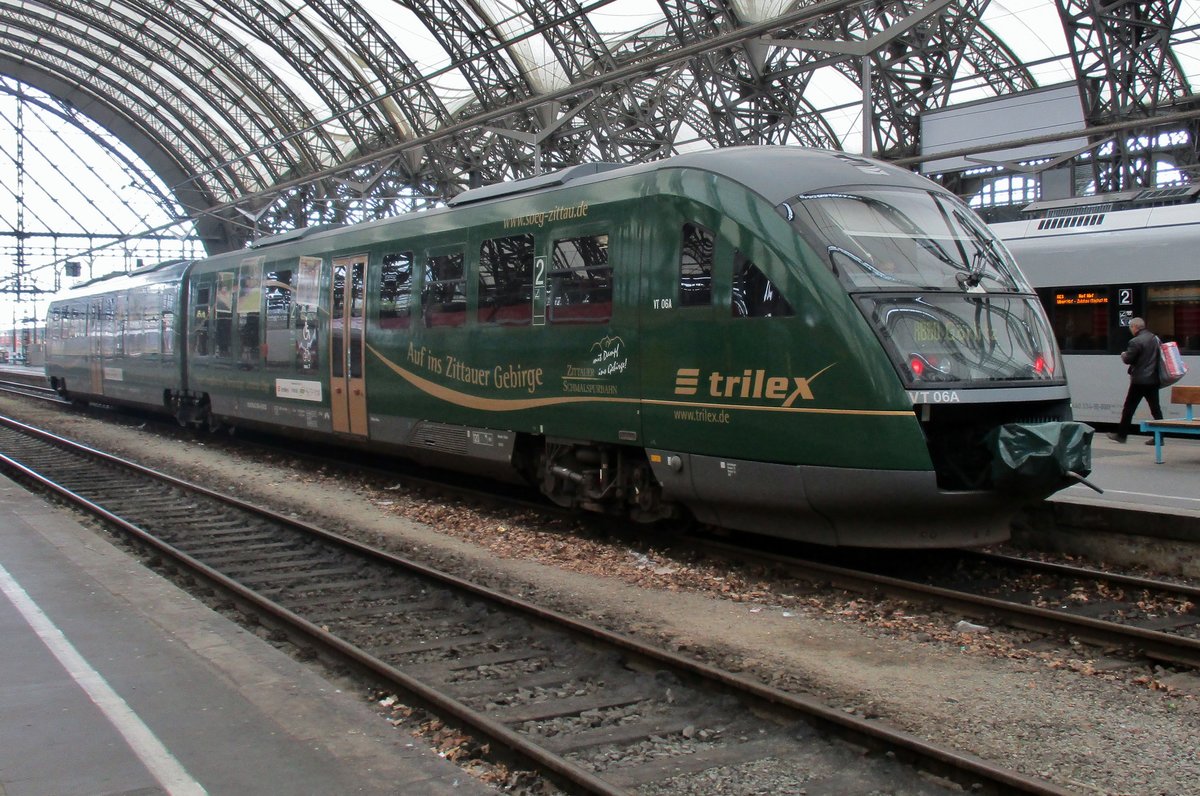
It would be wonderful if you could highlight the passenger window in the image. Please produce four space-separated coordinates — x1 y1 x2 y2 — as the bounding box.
1038 286 1110 353
1147 281 1200 353
679 223 714 307
422 252 466 328
214 271 234 358
237 257 263 368
295 256 321 372
380 251 414 330
101 297 116 357
191 286 211 356
114 295 126 358
265 267 293 365
732 253 794 318
478 234 534 326
551 234 611 323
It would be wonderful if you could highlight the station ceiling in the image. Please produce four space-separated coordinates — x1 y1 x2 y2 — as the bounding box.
2 0 1199 255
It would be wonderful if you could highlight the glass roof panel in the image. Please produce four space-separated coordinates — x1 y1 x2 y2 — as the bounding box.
359 0 513 112
978 0 1075 87
477 0 568 93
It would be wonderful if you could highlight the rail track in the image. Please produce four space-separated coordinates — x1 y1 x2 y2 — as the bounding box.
0 414 1070 796
699 540 1200 671
0 373 562 517
0 377 61 403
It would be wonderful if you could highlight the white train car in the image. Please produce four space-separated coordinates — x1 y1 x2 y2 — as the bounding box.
990 190 1199 424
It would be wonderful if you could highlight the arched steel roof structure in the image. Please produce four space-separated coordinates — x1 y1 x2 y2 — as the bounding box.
2 0 1199 263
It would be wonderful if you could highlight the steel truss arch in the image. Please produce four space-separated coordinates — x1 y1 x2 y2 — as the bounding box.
1056 0 1196 192
825 0 1036 159
0 81 175 235
0 8 261 199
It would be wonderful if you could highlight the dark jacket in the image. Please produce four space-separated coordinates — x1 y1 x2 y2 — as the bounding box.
1121 328 1160 386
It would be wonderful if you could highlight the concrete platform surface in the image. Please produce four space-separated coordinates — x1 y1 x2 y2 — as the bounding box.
1052 430 1200 519
0 474 493 796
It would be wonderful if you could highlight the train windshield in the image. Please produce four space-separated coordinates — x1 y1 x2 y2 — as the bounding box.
782 187 1030 293
855 294 1060 385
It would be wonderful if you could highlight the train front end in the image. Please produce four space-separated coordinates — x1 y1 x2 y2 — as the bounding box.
781 175 1093 502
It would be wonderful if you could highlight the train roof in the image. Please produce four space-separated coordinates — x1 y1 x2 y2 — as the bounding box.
651 146 945 205
990 193 1200 243
50 259 193 303
1019 184 1200 218
218 146 952 258
439 146 951 215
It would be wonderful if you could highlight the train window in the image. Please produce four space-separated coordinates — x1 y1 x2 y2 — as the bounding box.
1147 282 1200 353
191 285 211 356
732 253 793 318
265 268 293 365
162 310 174 356
422 252 466 328
380 251 414 330
129 292 144 356
101 297 117 358
478 234 534 326
237 258 263 368
679 223 714 307
295 256 321 372
1039 286 1109 352
116 313 125 358
214 271 235 358
551 234 611 323
161 284 176 356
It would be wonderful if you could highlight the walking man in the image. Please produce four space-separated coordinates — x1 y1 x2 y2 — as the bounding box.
1108 317 1162 443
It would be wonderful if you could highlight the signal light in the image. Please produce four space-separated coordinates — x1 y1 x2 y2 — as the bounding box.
910 356 925 377
1034 355 1046 374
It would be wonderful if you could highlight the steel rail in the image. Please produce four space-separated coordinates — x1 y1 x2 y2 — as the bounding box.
0 379 63 403
701 539 1200 668
964 549 1200 603
0 413 1073 796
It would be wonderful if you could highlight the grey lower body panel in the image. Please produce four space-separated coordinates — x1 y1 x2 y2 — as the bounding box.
210 395 333 433
372 415 522 482
648 450 1013 548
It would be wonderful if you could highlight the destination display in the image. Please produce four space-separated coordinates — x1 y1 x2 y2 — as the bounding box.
1054 290 1108 306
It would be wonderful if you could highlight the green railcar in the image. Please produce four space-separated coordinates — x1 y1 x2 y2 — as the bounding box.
45 147 1092 547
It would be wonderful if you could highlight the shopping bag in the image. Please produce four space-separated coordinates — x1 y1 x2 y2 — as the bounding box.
1158 340 1188 387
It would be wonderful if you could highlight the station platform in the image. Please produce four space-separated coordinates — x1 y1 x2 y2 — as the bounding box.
1040 428 1200 535
1055 430 1200 517
0 363 45 384
0 473 492 796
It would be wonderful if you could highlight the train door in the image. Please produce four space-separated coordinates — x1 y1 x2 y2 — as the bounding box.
637 202 728 452
330 254 368 436
89 298 104 395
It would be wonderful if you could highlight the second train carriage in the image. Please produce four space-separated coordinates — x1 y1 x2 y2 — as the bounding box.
990 191 1200 425
45 147 1092 548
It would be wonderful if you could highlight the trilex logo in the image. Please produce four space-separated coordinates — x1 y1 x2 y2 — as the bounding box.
674 368 815 407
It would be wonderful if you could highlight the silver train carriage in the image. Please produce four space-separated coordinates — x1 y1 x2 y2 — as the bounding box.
991 190 1199 425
